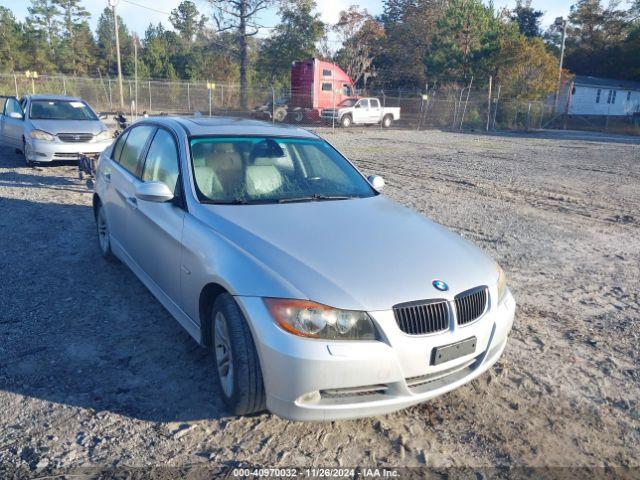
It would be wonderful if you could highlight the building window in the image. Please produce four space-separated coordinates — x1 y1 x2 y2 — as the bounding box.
321 82 332 91
607 90 613 104
628 91 632 101
596 89 601 103
322 69 331 77
612 90 617 104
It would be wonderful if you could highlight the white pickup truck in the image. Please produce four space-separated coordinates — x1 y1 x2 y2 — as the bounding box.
320 97 401 128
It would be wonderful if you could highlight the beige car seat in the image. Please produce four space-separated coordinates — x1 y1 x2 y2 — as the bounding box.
191 142 223 198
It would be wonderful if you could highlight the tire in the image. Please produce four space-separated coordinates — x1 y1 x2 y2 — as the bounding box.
341 115 352 128
292 111 304 123
382 115 393 128
95 203 117 262
273 107 287 123
21 139 33 167
212 293 266 416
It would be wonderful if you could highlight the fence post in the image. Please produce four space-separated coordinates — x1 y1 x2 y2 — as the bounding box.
129 82 133 118
332 86 336 133
62 76 67 96
459 76 473 130
492 84 501 130
486 76 492 132
108 78 113 111
271 85 275 123
221 84 224 112
187 82 191 112
148 81 152 113
13 73 18 97
526 102 531 132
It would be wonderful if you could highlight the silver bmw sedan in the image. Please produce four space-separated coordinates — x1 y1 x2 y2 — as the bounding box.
93 116 515 421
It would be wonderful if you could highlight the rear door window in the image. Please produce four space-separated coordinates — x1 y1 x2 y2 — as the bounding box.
118 125 155 176
112 130 130 163
370 99 380 108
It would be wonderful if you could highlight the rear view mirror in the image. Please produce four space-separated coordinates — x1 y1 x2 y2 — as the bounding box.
135 181 174 203
8 111 23 120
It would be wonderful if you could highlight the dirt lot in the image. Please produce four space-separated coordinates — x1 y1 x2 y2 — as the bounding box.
0 128 638 475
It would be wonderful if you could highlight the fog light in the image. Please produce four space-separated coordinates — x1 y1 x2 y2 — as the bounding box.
297 391 321 404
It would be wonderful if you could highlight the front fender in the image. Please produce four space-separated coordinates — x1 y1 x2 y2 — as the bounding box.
180 213 306 323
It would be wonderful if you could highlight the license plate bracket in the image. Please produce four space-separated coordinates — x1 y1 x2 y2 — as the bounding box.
431 337 477 365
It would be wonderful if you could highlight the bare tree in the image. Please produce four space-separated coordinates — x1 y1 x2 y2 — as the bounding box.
206 0 273 109
333 7 385 88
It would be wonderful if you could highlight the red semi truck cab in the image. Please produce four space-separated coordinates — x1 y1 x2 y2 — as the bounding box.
289 59 356 122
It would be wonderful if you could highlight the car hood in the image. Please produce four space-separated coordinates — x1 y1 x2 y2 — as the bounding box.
28 119 106 135
198 195 498 311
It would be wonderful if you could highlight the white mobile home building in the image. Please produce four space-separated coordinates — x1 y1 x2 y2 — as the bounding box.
558 75 640 116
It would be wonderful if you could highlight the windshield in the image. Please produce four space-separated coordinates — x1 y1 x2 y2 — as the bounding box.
29 100 97 120
189 136 376 204
338 98 358 107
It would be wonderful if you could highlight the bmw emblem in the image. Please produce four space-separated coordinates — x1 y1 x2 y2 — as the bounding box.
432 279 449 292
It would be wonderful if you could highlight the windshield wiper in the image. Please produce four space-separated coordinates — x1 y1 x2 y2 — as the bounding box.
278 194 355 204
202 198 249 205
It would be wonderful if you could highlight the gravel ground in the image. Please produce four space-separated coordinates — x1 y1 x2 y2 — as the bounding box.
0 128 638 476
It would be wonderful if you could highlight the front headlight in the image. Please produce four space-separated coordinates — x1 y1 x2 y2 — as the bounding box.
264 298 376 340
30 130 55 141
94 130 113 142
496 264 508 302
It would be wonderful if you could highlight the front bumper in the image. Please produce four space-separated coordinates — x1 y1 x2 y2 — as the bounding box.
236 289 515 421
320 111 340 121
25 138 113 162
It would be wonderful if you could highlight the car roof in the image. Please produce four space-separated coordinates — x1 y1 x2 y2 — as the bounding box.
26 94 84 102
144 116 320 139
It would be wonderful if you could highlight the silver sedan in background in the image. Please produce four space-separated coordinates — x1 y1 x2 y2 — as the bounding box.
0 94 113 166
93 116 515 421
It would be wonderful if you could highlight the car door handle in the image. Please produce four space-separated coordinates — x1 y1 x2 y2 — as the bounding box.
126 196 138 208
103 172 111 183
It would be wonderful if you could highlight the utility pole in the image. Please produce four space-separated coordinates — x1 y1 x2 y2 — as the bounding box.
109 0 124 111
133 34 138 118
554 17 568 112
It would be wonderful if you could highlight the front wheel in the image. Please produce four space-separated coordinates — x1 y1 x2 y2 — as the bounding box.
382 115 393 128
341 115 352 128
212 294 266 416
22 139 33 167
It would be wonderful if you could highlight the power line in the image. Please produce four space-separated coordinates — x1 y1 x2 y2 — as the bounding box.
120 0 172 15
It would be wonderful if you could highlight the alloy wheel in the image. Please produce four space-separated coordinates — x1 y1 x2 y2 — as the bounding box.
214 311 234 398
97 208 110 254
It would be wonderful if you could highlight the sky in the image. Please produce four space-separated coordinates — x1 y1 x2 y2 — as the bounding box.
3 0 580 38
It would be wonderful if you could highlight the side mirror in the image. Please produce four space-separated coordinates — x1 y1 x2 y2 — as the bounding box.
135 181 174 203
355 104 361 109
8 111 23 120
368 175 385 191
98 112 108 119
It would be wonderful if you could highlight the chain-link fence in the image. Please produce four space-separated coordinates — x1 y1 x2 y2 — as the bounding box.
1 73 638 136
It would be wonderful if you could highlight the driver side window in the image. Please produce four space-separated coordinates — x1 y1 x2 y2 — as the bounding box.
142 128 180 194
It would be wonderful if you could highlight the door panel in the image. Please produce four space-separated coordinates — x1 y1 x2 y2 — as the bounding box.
353 99 369 124
1 98 24 147
368 99 381 123
128 128 185 304
101 125 155 255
